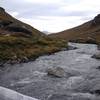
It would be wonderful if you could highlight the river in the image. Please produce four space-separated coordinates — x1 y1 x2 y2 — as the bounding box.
0 43 100 100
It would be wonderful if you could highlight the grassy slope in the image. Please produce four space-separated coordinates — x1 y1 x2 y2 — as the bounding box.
0 8 43 37
0 8 67 63
0 35 67 62
49 19 100 44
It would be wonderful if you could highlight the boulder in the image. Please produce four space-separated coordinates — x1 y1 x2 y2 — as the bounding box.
97 45 100 50
86 37 97 44
92 52 100 59
47 67 66 78
90 90 100 95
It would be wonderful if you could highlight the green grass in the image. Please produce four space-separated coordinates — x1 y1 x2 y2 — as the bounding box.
0 35 68 63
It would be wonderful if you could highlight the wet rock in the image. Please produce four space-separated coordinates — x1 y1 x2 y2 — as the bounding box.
47 67 66 78
86 37 97 44
0 86 39 100
92 52 100 59
61 45 77 51
89 82 100 95
21 57 29 63
0 62 5 67
97 45 100 50
67 46 77 50
90 90 100 95
96 66 100 70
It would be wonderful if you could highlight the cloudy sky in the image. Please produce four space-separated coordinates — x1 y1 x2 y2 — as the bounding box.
1 0 100 33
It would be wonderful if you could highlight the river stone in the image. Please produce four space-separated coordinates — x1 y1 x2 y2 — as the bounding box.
47 67 66 78
0 86 38 100
92 52 100 59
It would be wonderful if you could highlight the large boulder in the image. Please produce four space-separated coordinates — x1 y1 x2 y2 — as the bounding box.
47 67 66 78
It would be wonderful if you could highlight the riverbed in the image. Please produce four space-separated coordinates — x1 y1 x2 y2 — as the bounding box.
0 43 100 100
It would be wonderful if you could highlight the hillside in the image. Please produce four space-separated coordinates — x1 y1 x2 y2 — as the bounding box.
0 7 67 64
49 14 100 44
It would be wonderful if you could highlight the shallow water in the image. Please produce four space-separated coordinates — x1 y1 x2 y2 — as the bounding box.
0 43 100 100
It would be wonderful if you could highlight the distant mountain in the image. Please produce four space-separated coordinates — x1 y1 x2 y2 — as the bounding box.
42 31 50 34
49 14 100 44
0 7 67 64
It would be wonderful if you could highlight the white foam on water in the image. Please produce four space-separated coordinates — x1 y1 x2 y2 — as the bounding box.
0 86 39 100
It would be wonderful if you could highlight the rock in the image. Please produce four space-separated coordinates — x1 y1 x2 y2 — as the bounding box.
89 82 100 95
21 56 29 63
97 45 100 50
47 67 66 78
0 86 39 100
86 37 97 44
96 66 100 70
92 52 100 59
67 46 77 50
61 45 77 51
90 90 100 95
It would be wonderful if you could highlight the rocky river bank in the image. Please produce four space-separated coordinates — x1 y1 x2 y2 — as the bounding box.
0 43 100 100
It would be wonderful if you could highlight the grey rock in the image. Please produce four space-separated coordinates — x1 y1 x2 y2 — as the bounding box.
92 52 100 59
47 67 66 78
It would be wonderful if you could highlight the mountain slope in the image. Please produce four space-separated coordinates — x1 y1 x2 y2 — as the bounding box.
49 14 100 44
0 7 44 37
0 7 67 64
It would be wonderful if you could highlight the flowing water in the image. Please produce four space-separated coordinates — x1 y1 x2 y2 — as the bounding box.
0 43 100 100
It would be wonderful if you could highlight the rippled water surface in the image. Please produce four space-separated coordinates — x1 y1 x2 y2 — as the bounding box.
0 43 100 100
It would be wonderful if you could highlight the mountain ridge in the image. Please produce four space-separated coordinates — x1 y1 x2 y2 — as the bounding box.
49 14 100 44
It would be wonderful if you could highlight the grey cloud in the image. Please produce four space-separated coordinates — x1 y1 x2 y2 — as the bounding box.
1 0 97 20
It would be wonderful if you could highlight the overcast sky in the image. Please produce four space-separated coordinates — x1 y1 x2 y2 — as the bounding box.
1 0 100 33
